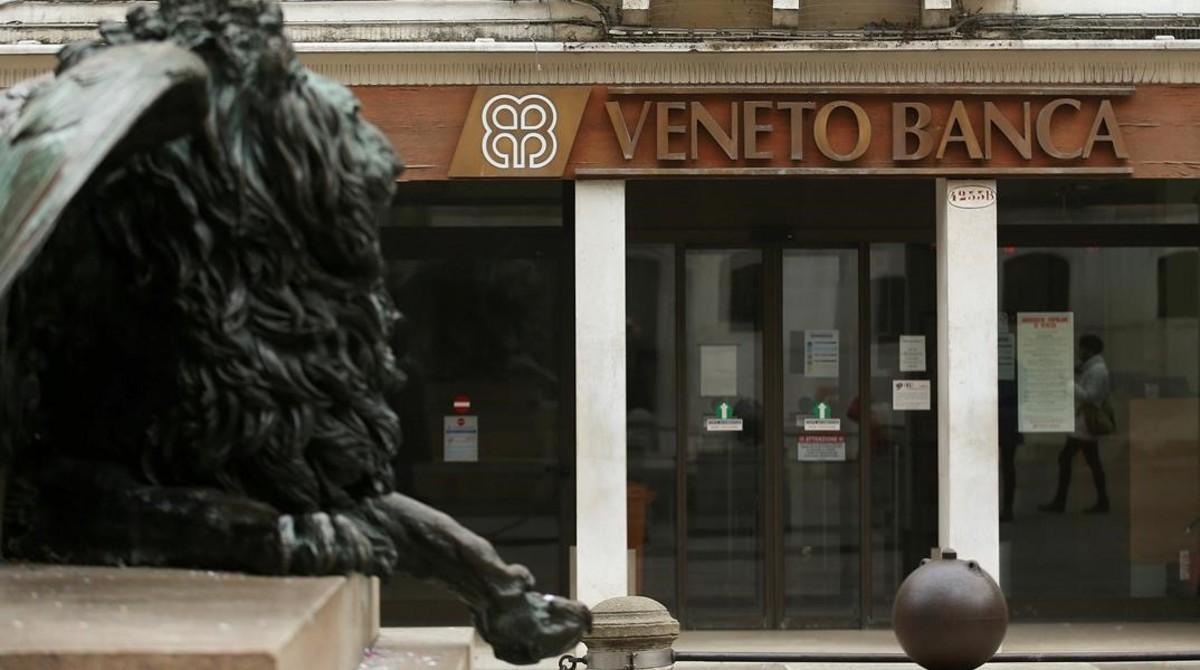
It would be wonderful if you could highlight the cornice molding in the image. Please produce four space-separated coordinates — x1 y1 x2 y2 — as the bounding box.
295 48 1200 86
6 42 1200 88
0 55 55 87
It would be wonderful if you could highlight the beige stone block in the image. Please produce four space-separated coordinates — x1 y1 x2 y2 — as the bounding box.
0 565 377 670
649 0 773 29
796 0 920 29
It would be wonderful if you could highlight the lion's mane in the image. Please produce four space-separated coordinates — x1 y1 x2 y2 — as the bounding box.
4 0 404 522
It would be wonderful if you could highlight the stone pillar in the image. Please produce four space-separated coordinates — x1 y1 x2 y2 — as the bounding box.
574 179 629 606
936 178 1001 583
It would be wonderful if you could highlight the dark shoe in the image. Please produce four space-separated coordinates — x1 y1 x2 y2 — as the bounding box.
1000 509 1014 523
1038 502 1065 513
1084 500 1110 515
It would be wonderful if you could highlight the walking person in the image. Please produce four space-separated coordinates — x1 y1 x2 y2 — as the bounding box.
1039 334 1113 514
999 377 1023 522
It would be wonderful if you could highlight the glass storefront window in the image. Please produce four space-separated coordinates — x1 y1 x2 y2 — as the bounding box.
998 180 1200 620
627 244 679 615
999 180 1200 226
385 181 562 228
379 182 570 626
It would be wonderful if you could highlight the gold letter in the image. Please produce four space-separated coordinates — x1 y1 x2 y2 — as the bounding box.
656 101 686 161
936 100 984 160
892 102 933 161
606 100 652 160
1083 100 1130 159
814 101 872 162
743 101 774 160
690 101 738 160
984 101 1032 160
1036 98 1083 160
777 101 815 160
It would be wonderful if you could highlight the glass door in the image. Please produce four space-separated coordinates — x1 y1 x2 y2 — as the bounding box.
628 241 937 629
683 249 767 628
779 249 862 626
678 246 862 628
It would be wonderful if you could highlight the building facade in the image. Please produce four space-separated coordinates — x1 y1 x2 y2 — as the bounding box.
2 0 1198 629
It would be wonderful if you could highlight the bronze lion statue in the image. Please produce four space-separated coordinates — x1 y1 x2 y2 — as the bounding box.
0 0 589 662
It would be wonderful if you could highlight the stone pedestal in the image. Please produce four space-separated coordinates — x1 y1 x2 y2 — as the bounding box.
0 564 378 670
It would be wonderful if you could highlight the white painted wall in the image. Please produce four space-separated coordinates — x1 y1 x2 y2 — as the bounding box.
574 180 630 607
963 0 1200 14
0 0 604 24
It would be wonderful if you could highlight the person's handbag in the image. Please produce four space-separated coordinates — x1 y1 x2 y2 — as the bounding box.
1081 398 1117 436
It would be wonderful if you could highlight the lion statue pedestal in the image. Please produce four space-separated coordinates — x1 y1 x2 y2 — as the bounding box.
0 565 377 670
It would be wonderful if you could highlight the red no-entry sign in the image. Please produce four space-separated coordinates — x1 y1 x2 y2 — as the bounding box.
452 395 471 414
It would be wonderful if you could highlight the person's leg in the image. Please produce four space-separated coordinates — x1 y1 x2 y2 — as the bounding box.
1040 437 1081 512
1081 440 1110 513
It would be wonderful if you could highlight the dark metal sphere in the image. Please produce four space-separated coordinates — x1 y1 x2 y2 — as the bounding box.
892 549 1009 670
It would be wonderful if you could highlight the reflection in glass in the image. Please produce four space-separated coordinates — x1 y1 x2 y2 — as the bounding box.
626 245 678 613
867 244 939 623
780 249 860 625
381 257 564 624
685 250 765 628
998 245 1200 619
998 180 1200 226
385 181 563 228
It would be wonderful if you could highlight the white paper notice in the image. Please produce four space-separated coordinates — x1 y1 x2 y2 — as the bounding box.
705 418 744 432
893 380 931 411
1017 312 1075 432
802 418 842 432
700 345 738 397
899 335 927 372
797 435 847 462
804 330 839 378
444 415 479 462
998 332 1016 381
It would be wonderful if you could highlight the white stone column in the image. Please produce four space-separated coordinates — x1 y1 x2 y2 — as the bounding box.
936 178 1001 583
574 179 628 606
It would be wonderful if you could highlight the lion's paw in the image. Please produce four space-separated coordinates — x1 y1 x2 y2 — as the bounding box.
476 591 591 665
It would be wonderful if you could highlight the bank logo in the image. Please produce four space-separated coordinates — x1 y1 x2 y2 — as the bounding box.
481 94 558 170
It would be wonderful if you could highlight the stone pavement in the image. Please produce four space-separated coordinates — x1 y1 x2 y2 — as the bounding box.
673 664 1200 670
456 623 1200 670
464 659 1200 670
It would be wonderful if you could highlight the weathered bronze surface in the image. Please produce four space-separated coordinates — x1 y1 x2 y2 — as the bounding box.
0 0 588 662
892 549 1009 670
